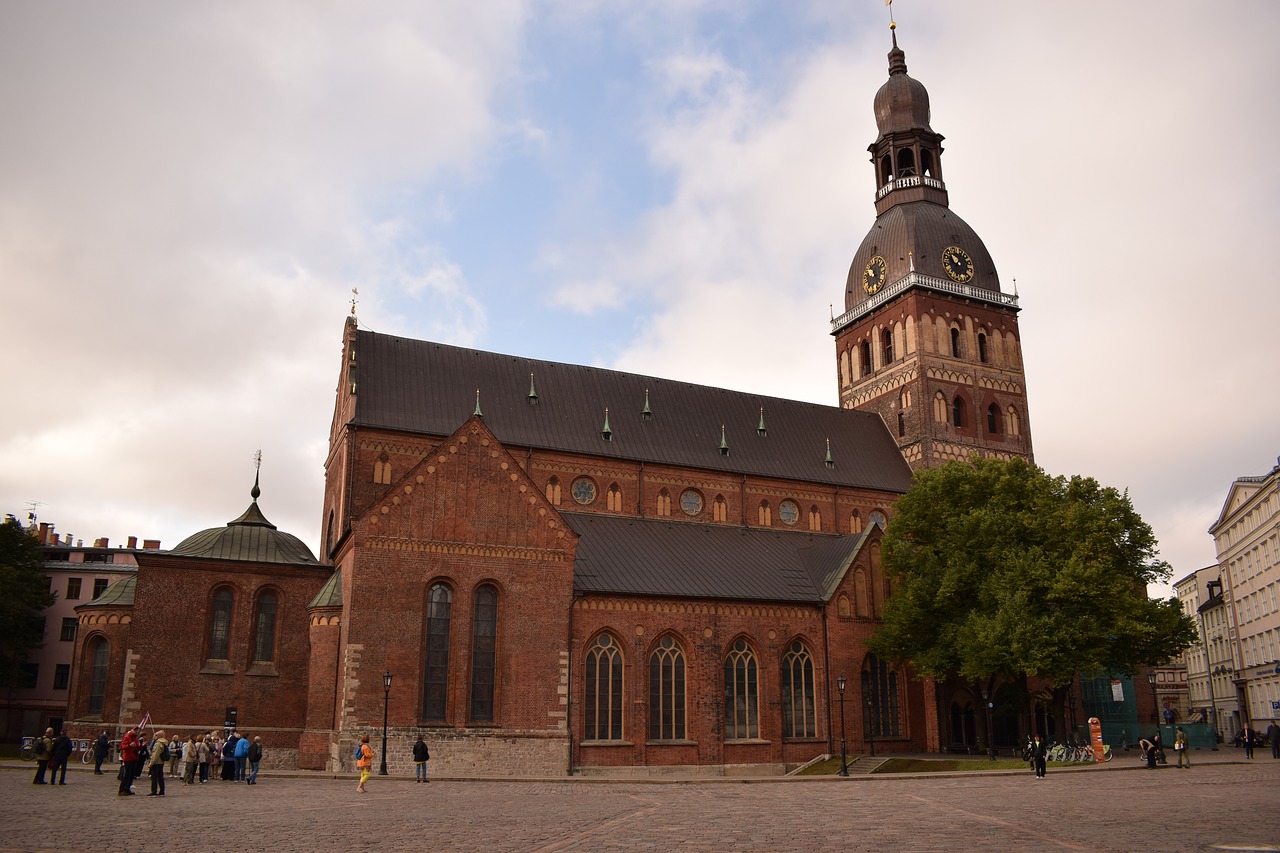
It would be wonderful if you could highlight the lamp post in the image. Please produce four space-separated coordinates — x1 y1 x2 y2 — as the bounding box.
379 671 392 776
865 691 876 758
1147 670 1158 726
836 676 848 776
980 686 994 760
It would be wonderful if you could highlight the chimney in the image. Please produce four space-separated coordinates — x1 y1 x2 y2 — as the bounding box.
94 537 109 548
126 536 138 549
142 539 161 550
38 523 50 544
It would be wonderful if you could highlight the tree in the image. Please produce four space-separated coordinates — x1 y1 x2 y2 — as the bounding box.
0 516 56 688
867 457 1198 735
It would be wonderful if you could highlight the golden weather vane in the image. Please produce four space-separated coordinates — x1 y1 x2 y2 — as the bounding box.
350 287 359 316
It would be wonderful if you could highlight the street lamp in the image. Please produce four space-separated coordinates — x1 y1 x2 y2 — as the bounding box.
836 676 848 776
380 671 392 776
865 691 876 758
980 686 994 760
1147 670 1158 726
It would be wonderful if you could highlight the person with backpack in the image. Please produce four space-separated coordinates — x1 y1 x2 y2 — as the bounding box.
147 730 168 796
31 727 54 784
412 735 430 783
246 737 263 785
49 729 73 785
355 735 373 793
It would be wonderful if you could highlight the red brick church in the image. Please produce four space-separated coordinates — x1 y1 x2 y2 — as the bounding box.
65 30 1032 775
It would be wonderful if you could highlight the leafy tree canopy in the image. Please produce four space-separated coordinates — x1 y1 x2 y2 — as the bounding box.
0 516 56 687
867 457 1197 689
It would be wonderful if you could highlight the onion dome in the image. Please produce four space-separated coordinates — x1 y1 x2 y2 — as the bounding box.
170 474 321 565
873 32 933 139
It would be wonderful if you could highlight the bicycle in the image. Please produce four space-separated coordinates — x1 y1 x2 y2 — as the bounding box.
82 739 117 765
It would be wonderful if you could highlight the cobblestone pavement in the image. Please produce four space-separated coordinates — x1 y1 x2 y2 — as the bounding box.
2 761 1279 852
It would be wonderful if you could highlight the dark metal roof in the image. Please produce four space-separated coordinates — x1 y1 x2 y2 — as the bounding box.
308 569 343 608
78 575 136 607
170 500 321 565
351 331 913 494
564 512 864 603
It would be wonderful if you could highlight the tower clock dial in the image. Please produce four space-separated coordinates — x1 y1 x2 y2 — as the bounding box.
941 246 975 283
863 255 888 294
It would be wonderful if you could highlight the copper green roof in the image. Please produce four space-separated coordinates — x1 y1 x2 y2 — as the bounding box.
170 478 321 565
308 569 343 608
80 575 136 607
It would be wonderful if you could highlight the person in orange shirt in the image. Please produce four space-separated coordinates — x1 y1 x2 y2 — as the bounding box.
355 735 373 793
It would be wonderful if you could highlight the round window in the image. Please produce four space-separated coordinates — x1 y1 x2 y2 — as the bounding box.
571 477 597 505
680 489 703 516
779 500 799 526
869 510 887 528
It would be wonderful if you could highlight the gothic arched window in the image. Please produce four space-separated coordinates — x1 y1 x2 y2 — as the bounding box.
208 588 233 661
251 590 278 663
422 583 452 721
584 634 624 741
649 636 686 740
470 585 498 722
781 641 816 738
87 636 109 716
723 639 759 739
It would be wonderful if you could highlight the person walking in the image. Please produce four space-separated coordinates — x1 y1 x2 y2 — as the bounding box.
49 729 73 785
93 730 110 775
147 730 168 796
246 737 263 785
1028 735 1047 779
1174 726 1191 769
234 731 250 781
355 735 373 793
1267 721 1280 759
413 735 430 783
31 727 54 784
1242 724 1257 759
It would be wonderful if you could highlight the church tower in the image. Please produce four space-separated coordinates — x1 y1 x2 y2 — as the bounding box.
832 28 1032 469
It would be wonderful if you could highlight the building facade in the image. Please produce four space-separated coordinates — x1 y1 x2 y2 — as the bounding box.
1175 565 1221 727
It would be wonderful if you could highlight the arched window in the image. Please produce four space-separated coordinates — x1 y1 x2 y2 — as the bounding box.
649 635 686 740
723 639 759 740
950 327 961 358
859 341 872 375
882 328 894 365
933 392 947 423
850 510 863 534
713 495 727 523
977 331 988 364
758 501 772 527
863 654 902 739
470 585 498 722
987 403 1000 434
808 506 822 531
584 634 624 741
545 477 561 506
325 510 334 555
607 483 623 512
896 147 916 177
373 454 392 485
952 396 965 428
252 590 278 663
87 637 109 716
840 350 851 387
1005 406 1021 437
422 583 452 721
900 389 911 409
209 588 233 661
656 489 671 518
879 153 893 185
855 568 869 617
837 594 851 618
868 510 887 529
921 148 936 178
897 412 905 437
781 641 816 738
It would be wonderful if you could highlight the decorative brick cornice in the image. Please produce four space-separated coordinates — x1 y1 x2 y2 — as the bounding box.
366 536 568 563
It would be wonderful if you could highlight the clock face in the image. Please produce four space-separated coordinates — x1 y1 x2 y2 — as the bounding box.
863 255 887 294
571 477 597 505
941 246 975 283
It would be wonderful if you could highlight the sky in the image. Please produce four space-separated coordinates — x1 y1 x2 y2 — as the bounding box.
2 1 1278 599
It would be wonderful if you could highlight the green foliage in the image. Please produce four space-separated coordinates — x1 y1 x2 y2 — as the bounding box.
868 458 1198 688
0 517 56 687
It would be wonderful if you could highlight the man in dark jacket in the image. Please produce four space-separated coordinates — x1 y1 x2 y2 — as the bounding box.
1028 735 1048 779
246 737 264 785
49 730 73 784
93 731 110 774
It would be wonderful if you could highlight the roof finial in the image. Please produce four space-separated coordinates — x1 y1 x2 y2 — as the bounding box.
528 372 538 404
757 407 767 437
251 449 262 502
642 389 652 420
473 389 483 418
825 438 835 469
601 407 612 441
350 287 359 317
1013 277 1019 297
719 424 730 456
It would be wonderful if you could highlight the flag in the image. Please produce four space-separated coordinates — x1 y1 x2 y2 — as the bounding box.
138 712 151 730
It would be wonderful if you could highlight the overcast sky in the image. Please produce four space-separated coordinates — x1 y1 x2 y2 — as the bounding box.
2 1 1277 598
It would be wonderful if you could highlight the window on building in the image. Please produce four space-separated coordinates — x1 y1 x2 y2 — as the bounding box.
1005 405 1021 437
373 454 392 485
209 588 233 660
53 663 70 691
987 403 999 434
952 396 965 428
422 583 452 720
60 617 77 642
724 639 759 740
882 328 894 365
950 326 961 358
66 577 82 600
859 341 872 375
93 578 109 599
607 483 623 512
470 585 498 723
897 412 905 437
781 641 816 738
713 495 728 523
649 635 686 740
850 510 863 534
758 501 772 526
545 477 561 506
88 638 109 715
656 490 671 518
808 506 822 531
978 331 988 363
863 654 902 738
252 591 278 663
584 634 624 741
933 392 947 423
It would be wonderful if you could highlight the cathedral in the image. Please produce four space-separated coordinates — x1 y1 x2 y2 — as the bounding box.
66 29 1033 776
